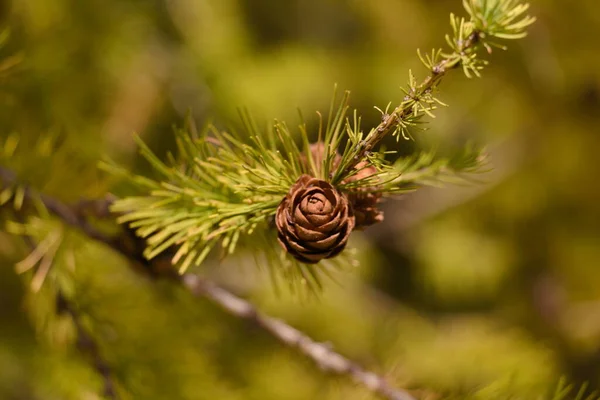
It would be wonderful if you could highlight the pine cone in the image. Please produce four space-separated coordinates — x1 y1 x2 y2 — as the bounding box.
345 162 384 229
276 175 355 264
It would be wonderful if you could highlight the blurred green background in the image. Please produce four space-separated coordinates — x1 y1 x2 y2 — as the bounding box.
1 0 600 399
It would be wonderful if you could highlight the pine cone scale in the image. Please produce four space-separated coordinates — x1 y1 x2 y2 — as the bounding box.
301 191 334 214
318 215 343 232
285 236 312 254
306 213 333 226
309 232 341 250
294 224 328 241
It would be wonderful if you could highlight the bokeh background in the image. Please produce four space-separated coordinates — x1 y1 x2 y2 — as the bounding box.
1 0 600 399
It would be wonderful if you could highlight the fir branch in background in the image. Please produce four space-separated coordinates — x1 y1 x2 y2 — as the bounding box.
102 0 535 281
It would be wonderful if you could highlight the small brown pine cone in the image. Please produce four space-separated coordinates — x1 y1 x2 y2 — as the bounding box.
276 175 355 264
348 191 383 229
345 162 384 229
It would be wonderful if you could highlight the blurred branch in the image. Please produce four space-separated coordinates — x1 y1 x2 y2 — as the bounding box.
7 208 119 399
0 167 115 247
0 165 416 400
183 275 415 400
55 291 119 399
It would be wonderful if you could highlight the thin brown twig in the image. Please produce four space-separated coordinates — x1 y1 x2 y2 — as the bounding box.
183 275 415 400
0 165 416 400
0 167 115 247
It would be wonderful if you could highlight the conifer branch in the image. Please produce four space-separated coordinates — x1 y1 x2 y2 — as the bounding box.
0 165 416 400
333 0 536 181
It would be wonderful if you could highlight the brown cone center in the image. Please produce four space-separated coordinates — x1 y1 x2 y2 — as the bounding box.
303 193 333 214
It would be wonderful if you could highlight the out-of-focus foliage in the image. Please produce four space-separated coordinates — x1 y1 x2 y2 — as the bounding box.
1 0 600 399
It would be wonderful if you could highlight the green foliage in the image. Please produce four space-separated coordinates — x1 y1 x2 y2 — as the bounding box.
104 0 533 280
100 108 356 289
443 0 536 78
463 0 536 40
390 143 488 189
5 0 600 399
